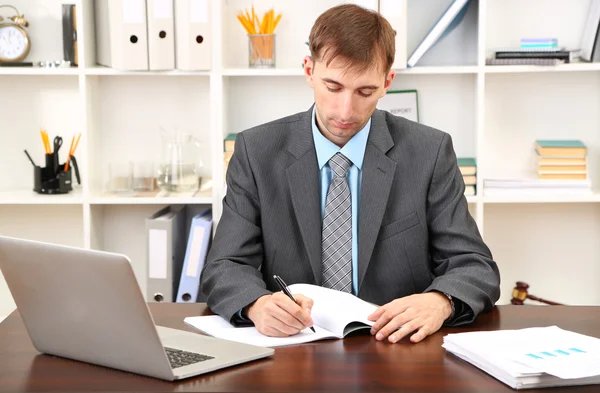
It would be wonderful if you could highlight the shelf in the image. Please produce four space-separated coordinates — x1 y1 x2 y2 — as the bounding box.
0 67 80 76
222 65 481 76
88 187 213 205
0 188 83 205
482 192 600 204
84 67 210 76
484 62 600 74
89 196 213 205
3 63 594 77
398 65 479 74
222 68 305 76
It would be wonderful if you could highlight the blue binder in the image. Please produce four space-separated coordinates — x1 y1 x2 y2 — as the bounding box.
175 208 212 303
407 0 472 67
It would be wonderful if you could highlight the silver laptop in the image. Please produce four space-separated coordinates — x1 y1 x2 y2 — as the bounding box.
0 235 274 381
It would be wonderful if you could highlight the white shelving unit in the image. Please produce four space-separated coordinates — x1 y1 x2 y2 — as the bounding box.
1 0 599 317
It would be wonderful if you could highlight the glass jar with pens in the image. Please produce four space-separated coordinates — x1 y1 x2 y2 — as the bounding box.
24 130 82 194
237 6 282 68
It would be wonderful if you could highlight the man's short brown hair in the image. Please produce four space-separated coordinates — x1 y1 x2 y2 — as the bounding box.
309 4 395 74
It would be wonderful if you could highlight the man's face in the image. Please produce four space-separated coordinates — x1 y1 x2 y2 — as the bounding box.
304 55 395 146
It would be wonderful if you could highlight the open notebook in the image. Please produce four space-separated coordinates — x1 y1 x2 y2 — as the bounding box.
184 284 378 347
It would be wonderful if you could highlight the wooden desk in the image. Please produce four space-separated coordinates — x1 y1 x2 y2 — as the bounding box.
1 304 599 392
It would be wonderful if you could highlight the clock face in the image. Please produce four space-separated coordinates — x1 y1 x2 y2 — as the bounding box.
0 25 29 61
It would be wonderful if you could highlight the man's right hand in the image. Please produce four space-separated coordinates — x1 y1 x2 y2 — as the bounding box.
246 292 314 337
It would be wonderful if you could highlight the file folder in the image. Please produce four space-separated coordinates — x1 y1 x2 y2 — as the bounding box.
174 0 212 70
95 0 149 70
146 205 187 303
176 209 212 303
379 0 408 70
146 0 175 70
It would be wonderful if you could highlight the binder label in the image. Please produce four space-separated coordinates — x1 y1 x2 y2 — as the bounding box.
122 0 145 24
154 0 173 19
189 0 208 23
148 229 168 279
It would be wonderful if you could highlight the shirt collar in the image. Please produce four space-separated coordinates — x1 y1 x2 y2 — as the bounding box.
311 106 370 170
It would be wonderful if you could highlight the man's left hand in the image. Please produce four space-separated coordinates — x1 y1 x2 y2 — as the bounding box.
367 292 452 344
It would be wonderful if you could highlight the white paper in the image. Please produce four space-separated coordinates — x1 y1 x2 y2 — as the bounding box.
377 91 419 122
148 229 167 279
189 0 208 23
184 315 337 348
122 0 145 24
379 0 405 18
444 326 600 382
153 0 172 19
288 283 376 337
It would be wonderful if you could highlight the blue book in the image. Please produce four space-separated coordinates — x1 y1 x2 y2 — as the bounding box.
520 38 558 48
535 140 587 157
407 0 472 67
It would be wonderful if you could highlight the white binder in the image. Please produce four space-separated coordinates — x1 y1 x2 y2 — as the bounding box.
95 0 149 70
146 206 188 303
379 0 408 70
146 0 175 70
176 209 212 303
174 0 212 70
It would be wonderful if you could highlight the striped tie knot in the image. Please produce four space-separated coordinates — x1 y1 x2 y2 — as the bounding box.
329 152 352 178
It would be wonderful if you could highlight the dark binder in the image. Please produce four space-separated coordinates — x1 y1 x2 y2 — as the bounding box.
495 50 575 63
62 4 78 66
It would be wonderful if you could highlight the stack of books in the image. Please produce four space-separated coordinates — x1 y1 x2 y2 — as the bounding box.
458 157 476 196
223 133 236 180
483 140 592 196
536 140 588 181
487 38 581 65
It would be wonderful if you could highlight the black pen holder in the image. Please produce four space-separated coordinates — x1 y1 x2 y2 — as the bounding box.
33 153 80 194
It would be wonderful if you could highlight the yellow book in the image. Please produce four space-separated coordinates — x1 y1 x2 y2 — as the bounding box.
537 156 587 166
538 165 587 173
539 173 588 180
463 175 476 185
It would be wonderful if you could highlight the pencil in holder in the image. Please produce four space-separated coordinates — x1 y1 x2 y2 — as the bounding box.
33 153 81 194
248 34 275 68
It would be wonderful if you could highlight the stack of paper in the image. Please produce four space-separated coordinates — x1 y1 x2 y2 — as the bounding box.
443 326 600 390
483 177 592 196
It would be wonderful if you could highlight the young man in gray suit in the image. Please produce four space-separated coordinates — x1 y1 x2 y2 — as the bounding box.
201 4 500 344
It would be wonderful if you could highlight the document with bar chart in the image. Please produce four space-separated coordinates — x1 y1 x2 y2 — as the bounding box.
443 326 600 389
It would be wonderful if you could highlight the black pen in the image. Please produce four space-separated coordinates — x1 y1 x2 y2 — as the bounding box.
24 150 36 167
273 275 316 333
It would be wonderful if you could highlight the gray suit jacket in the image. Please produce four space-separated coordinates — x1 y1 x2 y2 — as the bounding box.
201 106 500 325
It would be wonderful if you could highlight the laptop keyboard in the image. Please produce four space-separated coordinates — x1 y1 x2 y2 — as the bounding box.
164 347 215 369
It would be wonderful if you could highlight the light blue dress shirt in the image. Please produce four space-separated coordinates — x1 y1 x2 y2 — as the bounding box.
311 107 371 296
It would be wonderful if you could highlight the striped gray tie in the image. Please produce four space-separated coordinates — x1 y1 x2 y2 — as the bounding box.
322 152 352 293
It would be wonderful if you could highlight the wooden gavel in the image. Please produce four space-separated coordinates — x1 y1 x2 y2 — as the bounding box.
511 281 564 306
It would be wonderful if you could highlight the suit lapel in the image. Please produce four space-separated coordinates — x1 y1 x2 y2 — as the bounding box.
286 107 323 285
358 110 396 289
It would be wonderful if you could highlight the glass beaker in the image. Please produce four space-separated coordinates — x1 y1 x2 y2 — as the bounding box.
156 127 203 193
